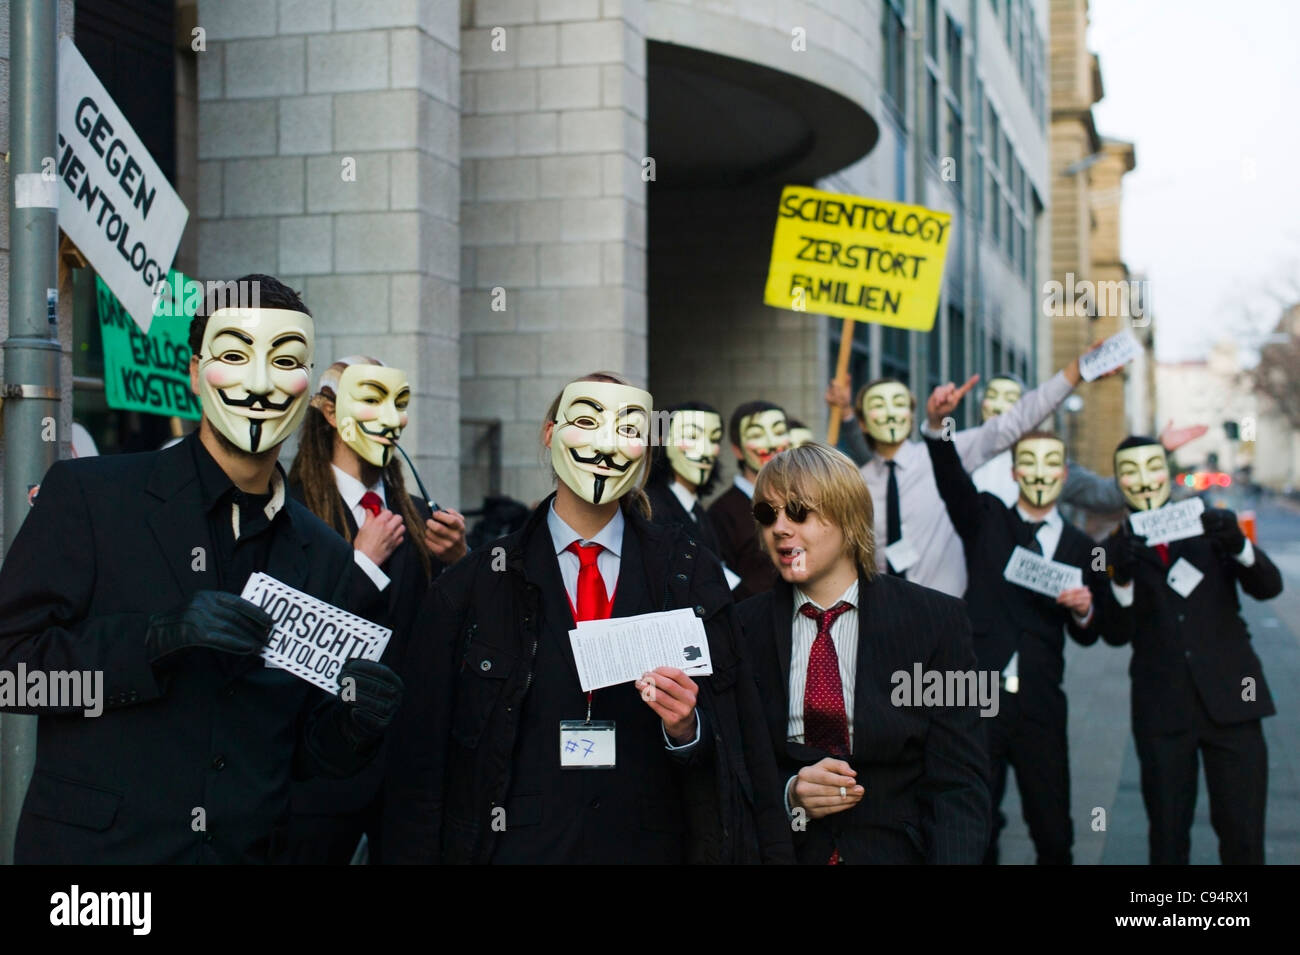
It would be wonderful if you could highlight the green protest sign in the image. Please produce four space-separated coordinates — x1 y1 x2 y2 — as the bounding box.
96 270 201 420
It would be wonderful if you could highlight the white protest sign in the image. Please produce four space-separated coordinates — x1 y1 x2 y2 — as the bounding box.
1166 557 1204 598
569 608 713 693
1079 329 1142 382
1002 545 1084 598
1130 497 1205 546
57 37 188 333
241 573 391 694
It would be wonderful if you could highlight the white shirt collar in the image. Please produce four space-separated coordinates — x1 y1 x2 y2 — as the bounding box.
667 479 698 514
792 578 860 614
332 464 385 513
733 473 756 499
232 467 289 539
1014 502 1061 530
547 498 624 558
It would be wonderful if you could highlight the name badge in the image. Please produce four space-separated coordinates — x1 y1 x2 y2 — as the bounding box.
1166 557 1204 598
885 537 919 573
560 720 616 769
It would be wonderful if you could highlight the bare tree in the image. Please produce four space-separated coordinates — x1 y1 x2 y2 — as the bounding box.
1247 303 1300 432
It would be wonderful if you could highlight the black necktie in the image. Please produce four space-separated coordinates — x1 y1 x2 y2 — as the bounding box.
691 501 705 524
885 460 904 577
1021 518 1044 555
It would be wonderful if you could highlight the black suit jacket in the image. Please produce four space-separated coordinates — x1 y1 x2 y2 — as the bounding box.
0 437 369 864
925 434 1105 723
737 574 991 864
646 479 721 558
1100 519 1281 736
287 485 437 831
383 495 794 864
707 484 776 601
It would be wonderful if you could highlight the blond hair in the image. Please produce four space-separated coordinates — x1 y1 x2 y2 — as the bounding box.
752 443 877 579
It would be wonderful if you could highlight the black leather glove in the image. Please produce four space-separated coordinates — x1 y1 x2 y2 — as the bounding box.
333 658 404 751
145 590 274 665
1202 507 1246 556
1107 525 1144 586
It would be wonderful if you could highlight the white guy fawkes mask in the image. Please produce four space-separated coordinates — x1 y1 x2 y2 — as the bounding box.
1115 443 1172 511
666 410 723 489
1014 437 1066 508
861 382 913 444
198 308 314 454
981 377 1023 421
551 380 654 505
336 364 411 468
738 409 790 473
788 426 815 449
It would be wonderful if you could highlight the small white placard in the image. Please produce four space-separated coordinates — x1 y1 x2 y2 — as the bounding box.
885 537 920 573
14 173 59 208
568 608 713 693
1079 329 1142 382
1166 557 1204 598
1130 497 1205 546
241 572 391 694
1002 545 1084 598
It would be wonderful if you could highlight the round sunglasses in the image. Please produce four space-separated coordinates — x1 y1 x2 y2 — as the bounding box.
753 500 813 526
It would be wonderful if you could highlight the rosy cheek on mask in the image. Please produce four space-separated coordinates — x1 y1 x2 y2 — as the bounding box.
284 372 310 395
623 440 645 459
558 425 585 449
204 366 243 388
399 413 409 428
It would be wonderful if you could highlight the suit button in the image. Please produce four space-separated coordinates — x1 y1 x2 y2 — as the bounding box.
694 605 706 617
1185 650 1192 659
1177 614 1185 623
480 659 492 672
211 755 226 770
203 833 213 844
675 573 688 582
589 798 600 809
226 687 236 698
684 550 694 558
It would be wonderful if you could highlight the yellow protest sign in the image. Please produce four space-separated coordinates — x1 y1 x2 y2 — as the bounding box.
763 186 953 331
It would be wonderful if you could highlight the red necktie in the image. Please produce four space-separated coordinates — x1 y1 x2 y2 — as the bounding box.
1155 542 1170 567
566 541 611 622
800 600 854 865
360 491 383 517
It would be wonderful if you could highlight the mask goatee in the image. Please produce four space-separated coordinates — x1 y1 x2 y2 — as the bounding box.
249 421 263 453
591 474 607 504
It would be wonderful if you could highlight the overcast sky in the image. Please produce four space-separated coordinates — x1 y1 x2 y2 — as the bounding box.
1087 0 1300 363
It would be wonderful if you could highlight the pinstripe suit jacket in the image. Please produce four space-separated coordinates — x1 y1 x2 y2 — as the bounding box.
738 573 991 864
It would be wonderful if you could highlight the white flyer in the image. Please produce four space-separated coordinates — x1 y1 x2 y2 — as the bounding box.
569 608 713 693
240 572 391 694
1129 497 1205 546
1002 545 1084 598
1079 329 1142 382
1166 557 1204 598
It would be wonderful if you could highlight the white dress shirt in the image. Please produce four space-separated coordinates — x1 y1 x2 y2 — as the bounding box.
733 472 756 499
972 448 1018 506
865 370 1072 597
668 479 700 520
787 580 860 750
545 500 700 751
332 464 391 591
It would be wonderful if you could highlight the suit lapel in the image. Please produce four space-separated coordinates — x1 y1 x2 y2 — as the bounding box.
852 573 879 753
146 442 218 599
610 517 652 617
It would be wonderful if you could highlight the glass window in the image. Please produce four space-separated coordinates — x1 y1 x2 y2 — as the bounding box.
948 305 965 391
882 0 907 114
927 74 940 158
927 308 943 390
927 0 939 60
946 16 962 105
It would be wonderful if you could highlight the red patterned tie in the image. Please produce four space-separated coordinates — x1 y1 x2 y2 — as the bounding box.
360 491 384 517
799 600 853 865
566 541 611 622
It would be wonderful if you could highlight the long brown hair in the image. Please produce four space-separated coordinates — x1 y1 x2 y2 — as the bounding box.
289 395 434 581
543 371 652 520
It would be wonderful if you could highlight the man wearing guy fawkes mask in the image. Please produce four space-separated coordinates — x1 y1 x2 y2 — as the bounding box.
646 402 724 559
707 400 791 600
926 413 1108 865
383 372 792 864
286 356 466 863
969 374 1206 516
0 275 404 864
1100 436 1283 865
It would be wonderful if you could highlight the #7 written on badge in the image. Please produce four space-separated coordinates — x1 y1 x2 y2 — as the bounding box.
240 573 391 694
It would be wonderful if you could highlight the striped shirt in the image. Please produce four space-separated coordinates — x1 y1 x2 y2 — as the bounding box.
787 579 860 750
